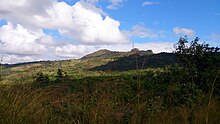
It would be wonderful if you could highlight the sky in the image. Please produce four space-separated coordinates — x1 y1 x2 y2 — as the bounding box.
0 0 220 63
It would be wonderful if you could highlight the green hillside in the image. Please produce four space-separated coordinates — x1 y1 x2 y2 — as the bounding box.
0 48 176 83
90 52 178 71
0 47 220 123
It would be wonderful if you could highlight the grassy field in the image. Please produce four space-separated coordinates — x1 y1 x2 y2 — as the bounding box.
0 50 220 123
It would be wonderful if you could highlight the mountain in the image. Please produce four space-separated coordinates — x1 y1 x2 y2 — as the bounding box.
1 49 177 71
0 49 179 85
89 52 178 71
79 48 177 71
81 48 154 60
0 49 179 82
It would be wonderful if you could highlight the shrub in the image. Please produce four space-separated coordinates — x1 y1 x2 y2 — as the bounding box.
34 72 49 84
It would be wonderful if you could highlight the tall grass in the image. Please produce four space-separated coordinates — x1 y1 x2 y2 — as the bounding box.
0 55 4 82
0 61 219 123
206 70 220 124
0 81 219 124
0 84 88 123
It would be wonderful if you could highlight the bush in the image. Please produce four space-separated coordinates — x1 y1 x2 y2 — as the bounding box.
34 72 49 84
174 36 220 94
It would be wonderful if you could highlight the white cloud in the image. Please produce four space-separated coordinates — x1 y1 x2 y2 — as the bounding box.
135 42 174 53
0 0 128 45
0 22 47 55
55 44 96 58
80 0 99 5
0 40 174 64
142 1 160 6
173 27 195 36
124 24 158 38
2 55 35 64
55 2 128 44
102 42 174 53
107 0 124 9
81 0 125 10
55 41 174 59
78 0 107 16
0 0 172 64
0 0 55 30
37 35 57 46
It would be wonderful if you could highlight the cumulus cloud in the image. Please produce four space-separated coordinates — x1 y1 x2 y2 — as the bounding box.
55 44 96 58
55 41 174 59
0 0 172 64
135 42 174 53
124 24 158 38
94 42 174 53
0 41 174 64
2 55 35 64
0 0 55 30
142 1 160 6
38 35 57 46
81 0 125 10
107 0 124 9
54 2 128 44
0 22 47 55
80 0 99 5
0 0 128 45
0 0 131 63
173 27 195 36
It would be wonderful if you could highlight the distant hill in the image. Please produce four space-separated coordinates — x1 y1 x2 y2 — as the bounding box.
80 48 178 71
81 48 154 60
0 49 180 84
0 61 54 68
89 52 178 71
1 49 177 72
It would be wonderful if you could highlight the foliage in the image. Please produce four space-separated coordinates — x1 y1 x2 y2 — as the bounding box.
174 36 220 93
55 68 63 82
174 36 220 69
90 53 178 71
54 68 71 83
34 72 49 84
0 72 220 123
173 36 220 123
0 55 4 82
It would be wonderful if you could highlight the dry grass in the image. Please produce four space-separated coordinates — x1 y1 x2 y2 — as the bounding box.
0 82 219 124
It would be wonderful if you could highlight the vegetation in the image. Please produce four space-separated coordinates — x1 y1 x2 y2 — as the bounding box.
0 55 4 82
0 37 219 123
174 36 220 94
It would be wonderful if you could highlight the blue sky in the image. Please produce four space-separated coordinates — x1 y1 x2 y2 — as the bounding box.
0 0 220 63
60 0 220 42
110 0 220 42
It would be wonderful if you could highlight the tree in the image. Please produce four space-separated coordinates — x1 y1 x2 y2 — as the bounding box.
35 72 49 84
55 68 64 83
174 36 220 93
174 36 220 123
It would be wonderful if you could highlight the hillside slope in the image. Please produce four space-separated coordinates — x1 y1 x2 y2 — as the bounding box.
89 52 178 71
0 49 179 84
80 49 178 71
81 49 153 60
